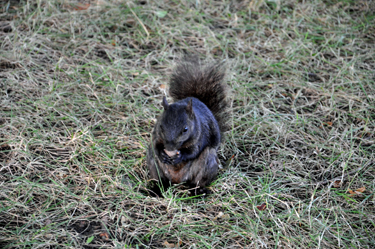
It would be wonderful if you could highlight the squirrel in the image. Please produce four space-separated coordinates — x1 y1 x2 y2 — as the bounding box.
147 55 228 195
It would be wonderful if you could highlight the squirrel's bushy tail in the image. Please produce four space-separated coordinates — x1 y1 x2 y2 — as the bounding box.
169 55 228 132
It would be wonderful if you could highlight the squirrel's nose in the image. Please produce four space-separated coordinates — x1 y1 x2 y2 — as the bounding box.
164 139 176 149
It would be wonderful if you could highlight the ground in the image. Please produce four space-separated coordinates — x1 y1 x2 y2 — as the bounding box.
0 0 374 248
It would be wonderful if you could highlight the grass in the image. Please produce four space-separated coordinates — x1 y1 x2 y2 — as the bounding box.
1 0 374 248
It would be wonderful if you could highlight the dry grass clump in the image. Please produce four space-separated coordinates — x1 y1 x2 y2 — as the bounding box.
1 0 374 248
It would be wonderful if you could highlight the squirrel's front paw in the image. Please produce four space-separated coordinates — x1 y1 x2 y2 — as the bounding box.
160 151 172 164
170 155 183 165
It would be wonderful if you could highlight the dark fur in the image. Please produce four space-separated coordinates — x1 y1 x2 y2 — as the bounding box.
147 56 228 196
169 55 228 133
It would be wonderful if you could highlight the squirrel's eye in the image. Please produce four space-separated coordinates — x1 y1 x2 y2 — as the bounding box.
183 126 188 132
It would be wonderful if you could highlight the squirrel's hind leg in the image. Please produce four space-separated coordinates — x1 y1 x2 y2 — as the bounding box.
189 147 219 196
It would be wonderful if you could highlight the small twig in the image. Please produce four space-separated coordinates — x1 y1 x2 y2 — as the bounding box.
127 3 149 39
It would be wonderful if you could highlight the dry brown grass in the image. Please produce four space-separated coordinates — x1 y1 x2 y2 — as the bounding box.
1 0 375 248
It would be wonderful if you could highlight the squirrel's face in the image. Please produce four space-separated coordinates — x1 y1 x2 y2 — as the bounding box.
159 97 195 152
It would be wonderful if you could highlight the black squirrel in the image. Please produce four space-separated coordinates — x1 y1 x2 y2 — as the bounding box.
147 55 228 195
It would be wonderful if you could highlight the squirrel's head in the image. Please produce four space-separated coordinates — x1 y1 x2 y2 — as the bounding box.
159 97 195 151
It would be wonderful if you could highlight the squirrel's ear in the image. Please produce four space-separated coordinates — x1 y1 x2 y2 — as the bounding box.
186 99 194 117
162 96 169 110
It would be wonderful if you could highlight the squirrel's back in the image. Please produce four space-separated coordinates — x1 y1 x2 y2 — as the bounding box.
169 55 228 132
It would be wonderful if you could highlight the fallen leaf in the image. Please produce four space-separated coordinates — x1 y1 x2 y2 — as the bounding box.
348 187 366 197
99 232 109 240
159 84 166 89
162 241 175 248
213 212 223 220
221 213 230 219
155 10 168 18
125 18 136 26
256 203 267 211
224 154 235 168
333 180 342 188
213 211 230 220
355 186 366 193
73 3 90 10
86 236 94 244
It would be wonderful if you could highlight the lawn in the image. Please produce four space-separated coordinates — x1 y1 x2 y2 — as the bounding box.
0 0 374 248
